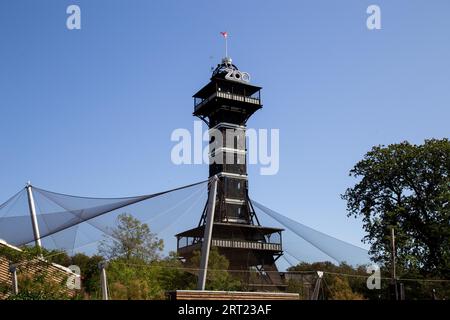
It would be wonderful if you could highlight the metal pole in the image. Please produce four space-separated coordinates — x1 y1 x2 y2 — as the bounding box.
99 261 109 300
225 36 228 58
311 271 323 300
391 228 396 280
399 282 405 300
9 264 18 295
197 176 219 291
391 227 398 300
26 182 42 250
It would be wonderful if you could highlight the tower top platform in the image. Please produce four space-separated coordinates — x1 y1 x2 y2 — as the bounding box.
192 58 262 121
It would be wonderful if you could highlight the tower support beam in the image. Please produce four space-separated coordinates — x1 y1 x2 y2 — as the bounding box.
197 175 219 291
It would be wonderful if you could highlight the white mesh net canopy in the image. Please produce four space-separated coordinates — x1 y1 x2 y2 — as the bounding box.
0 180 370 270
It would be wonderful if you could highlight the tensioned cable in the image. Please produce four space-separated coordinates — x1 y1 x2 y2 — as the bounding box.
13 251 449 284
100 260 450 283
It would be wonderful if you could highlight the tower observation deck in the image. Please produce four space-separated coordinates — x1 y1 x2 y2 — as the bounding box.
176 57 285 290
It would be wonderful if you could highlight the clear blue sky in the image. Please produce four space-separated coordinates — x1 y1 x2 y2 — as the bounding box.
0 0 449 248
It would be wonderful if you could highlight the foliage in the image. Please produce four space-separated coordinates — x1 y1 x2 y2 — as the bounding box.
342 139 450 278
156 252 196 291
7 267 73 300
103 248 242 299
106 258 165 300
0 245 43 263
94 213 193 299
31 250 103 299
329 277 365 300
0 245 76 299
69 253 104 298
103 253 195 300
98 213 164 262
188 248 242 291
287 261 368 300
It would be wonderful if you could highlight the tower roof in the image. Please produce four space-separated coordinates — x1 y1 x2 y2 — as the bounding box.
211 57 238 78
193 58 261 99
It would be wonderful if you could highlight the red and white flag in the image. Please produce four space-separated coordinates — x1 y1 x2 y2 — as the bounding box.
220 31 228 38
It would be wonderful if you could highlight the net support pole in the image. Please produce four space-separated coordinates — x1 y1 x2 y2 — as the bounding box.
26 182 42 251
9 264 18 295
99 262 109 300
197 175 218 291
311 271 323 300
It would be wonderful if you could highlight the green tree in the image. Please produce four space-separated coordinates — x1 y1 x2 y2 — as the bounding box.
156 252 196 291
98 213 164 262
70 253 104 298
287 261 368 300
342 139 450 278
105 251 198 300
106 259 165 299
330 277 365 300
189 248 241 291
95 213 167 299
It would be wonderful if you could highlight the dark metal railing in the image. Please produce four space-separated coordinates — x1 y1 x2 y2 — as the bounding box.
177 236 281 252
194 90 261 111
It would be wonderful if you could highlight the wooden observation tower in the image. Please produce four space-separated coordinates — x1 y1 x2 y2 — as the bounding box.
176 55 285 291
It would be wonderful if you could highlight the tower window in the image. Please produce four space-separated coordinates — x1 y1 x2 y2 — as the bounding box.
237 182 241 190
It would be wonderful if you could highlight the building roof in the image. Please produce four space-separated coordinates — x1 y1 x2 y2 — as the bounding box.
0 239 22 252
0 239 77 275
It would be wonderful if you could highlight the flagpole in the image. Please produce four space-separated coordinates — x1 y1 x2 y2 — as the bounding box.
225 36 228 58
220 32 228 58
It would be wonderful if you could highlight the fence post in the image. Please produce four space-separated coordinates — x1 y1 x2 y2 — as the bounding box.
9 263 18 295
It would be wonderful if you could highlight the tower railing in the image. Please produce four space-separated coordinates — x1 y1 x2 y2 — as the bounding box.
177 235 282 255
194 90 261 112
